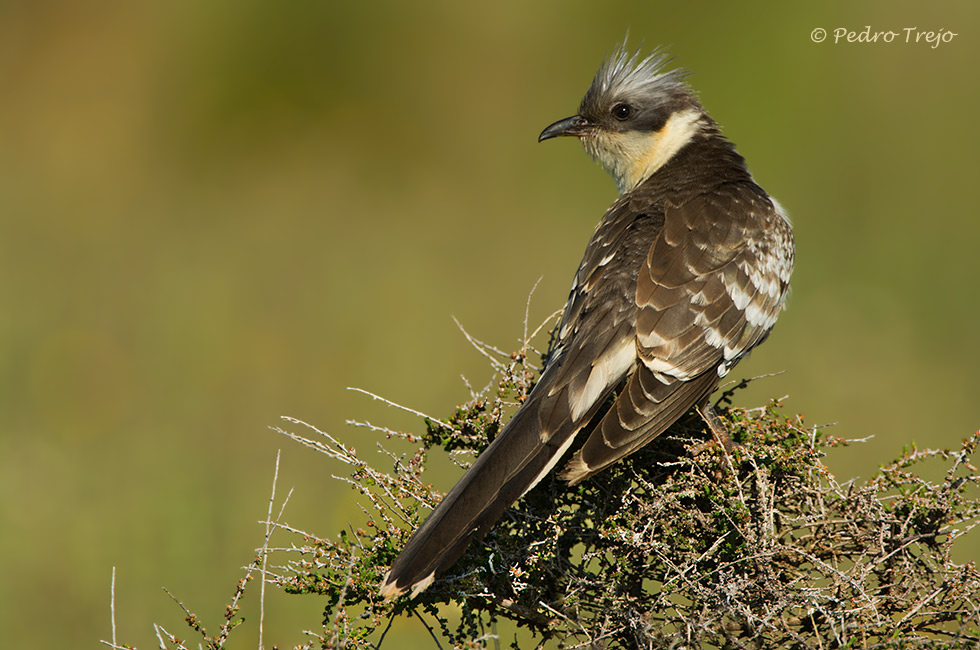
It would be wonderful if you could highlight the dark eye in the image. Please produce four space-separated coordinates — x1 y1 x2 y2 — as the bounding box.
611 103 632 120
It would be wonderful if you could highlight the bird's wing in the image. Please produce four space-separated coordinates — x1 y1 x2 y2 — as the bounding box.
543 195 665 420
562 182 793 483
380 199 657 599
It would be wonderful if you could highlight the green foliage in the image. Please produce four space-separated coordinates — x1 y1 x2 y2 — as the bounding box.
264 348 980 649
123 342 980 649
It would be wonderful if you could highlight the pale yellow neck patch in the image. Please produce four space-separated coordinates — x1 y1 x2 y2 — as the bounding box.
585 108 704 194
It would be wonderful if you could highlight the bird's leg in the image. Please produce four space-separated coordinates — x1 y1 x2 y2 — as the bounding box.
690 402 735 455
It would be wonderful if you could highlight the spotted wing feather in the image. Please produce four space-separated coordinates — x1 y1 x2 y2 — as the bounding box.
562 183 793 483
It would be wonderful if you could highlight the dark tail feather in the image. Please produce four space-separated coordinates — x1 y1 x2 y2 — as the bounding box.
380 398 578 599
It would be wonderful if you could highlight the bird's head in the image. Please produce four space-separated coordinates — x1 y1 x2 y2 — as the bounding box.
539 44 706 195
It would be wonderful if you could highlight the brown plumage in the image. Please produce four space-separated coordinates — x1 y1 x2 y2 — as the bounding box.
380 43 795 599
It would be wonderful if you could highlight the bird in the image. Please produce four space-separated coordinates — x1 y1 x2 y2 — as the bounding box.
380 42 794 599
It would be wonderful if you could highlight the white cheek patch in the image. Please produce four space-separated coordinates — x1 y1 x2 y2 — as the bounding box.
584 108 703 194
633 109 703 187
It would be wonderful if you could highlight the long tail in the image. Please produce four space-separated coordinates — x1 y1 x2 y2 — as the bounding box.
379 392 582 599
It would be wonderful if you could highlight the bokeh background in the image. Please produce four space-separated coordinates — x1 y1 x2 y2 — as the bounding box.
2 1 978 648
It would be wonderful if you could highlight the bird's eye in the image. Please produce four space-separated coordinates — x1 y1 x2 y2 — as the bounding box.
611 103 632 121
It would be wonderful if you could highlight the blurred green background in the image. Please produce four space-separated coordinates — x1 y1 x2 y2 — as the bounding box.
2 1 978 647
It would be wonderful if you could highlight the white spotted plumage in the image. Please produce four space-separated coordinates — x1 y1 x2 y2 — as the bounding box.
379 41 794 600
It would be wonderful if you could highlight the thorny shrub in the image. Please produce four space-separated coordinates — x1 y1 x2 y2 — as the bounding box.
116 326 980 650
269 339 980 649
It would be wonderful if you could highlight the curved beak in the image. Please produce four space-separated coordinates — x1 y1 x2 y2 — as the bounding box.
538 115 591 142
